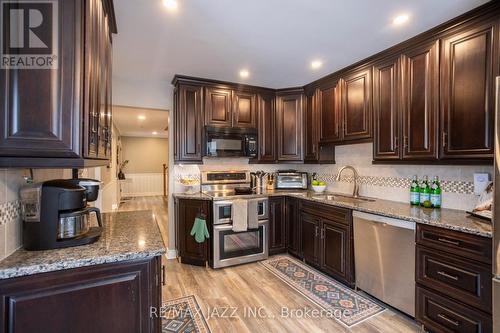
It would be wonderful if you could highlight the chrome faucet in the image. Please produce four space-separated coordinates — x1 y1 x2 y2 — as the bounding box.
335 165 360 198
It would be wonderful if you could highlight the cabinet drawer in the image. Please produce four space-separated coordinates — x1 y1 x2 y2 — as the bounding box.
300 201 351 225
416 224 491 264
416 247 491 313
416 286 491 333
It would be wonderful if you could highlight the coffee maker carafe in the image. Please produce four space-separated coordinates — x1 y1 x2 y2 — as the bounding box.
20 179 103 250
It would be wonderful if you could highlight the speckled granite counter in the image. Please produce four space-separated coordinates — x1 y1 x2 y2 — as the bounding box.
172 192 212 200
173 190 492 238
0 210 166 280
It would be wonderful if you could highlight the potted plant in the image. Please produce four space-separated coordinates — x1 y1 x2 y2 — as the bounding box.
118 160 129 180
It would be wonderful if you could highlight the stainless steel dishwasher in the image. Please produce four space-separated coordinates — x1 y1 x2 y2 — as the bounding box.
353 211 416 317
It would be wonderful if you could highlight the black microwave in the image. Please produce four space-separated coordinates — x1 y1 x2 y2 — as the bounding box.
205 126 257 158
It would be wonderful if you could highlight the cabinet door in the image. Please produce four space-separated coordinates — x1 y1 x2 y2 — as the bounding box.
269 197 286 254
319 82 342 143
177 199 209 266
0 0 80 158
233 91 256 128
304 89 319 161
0 258 160 333
205 87 233 127
321 219 351 284
373 56 401 161
402 41 439 160
301 211 320 266
258 94 276 162
342 68 372 141
440 21 497 159
276 93 303 161
285 197 301 257
178 85 203 162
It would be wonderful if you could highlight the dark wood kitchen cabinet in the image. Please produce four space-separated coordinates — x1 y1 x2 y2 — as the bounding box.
373 41 439 162
175 198 210 266
341 67 372 142
257 93 277 162
300 201 354 286
269 196 286 255
285 197 300 257
0 0 116 168
440 19 498 160
0 257 162 333
173 84 204 164
205 87 233 127
416 224 492 332
318 81 342 143
233 91 257 128
276 91 303 162
300 211 320 266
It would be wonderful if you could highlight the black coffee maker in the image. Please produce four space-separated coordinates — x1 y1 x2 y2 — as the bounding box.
20 179 103 250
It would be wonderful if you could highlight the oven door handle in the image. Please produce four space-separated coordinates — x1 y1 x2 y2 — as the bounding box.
214 221 268 232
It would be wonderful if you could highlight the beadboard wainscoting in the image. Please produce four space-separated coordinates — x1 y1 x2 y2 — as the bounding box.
122 173 165 197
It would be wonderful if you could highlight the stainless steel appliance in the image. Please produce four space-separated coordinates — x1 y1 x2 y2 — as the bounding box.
275 170 308 189
201 170 269 268
205 126 257 158
20 179 103 250
353 211 416 316
493 76 500 332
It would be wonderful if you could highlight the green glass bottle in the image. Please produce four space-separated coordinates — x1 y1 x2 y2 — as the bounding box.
419 175 431 207
410 175 420 205
431 176 442 208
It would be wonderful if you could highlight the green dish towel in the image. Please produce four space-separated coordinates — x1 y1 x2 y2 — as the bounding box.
190 216 210 243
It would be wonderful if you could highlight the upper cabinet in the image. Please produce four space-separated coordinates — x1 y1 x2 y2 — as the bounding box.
276 91 303 162
205 87 233 127
342 67 372 142
233 91 257 128
318 81 342 143
440 19 498 160
0 0 116 167
257 93 277 163
174 84 204 164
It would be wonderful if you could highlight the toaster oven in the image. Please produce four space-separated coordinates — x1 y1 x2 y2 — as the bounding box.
275 170 308 189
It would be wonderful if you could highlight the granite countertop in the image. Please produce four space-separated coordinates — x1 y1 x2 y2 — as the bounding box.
173 192 212 200
0 210 166 280
173 190 492 238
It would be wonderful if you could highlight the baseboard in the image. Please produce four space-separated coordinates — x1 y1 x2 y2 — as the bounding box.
122 192 163 197
166 248 177 259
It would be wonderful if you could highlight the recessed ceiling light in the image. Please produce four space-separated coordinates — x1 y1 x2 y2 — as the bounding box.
152 131 158 135
239 69 249 78
138 115 146 120
393 14 409 25
163 0 178 10
311 60 322 69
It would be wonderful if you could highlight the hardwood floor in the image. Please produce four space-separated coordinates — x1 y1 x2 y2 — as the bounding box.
119 196 420 332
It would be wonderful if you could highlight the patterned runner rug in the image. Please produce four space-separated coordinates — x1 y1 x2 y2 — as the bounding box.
261 256 385 327
162 295 211 333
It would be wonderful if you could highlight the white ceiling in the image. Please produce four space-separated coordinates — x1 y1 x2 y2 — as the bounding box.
113 105 169 138
112 0 488 107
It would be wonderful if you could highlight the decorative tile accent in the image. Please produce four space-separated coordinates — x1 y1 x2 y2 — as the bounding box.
261 256 385 327
162 295 211 333
316 174 474 194
0 200 21 226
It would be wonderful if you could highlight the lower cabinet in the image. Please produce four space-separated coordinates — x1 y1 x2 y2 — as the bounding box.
269 196 287 255
285 197 301 257
0 257 162 333
415 224 492 332
176 198 211 266
300 201 354 287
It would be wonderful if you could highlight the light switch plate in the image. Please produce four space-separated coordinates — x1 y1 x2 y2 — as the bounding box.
473 173 490 195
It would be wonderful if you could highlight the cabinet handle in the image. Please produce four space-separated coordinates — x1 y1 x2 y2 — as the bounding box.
394 137 399 150
437 271 459 281
162 265 166 286
403 136 408 148
437 238 460 246
312 144 316 154
437 314 459 327
321 228 325 239
442 132 447 148
315 226 319 237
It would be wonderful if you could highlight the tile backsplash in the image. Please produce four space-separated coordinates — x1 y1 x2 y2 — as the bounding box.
172 143 493 211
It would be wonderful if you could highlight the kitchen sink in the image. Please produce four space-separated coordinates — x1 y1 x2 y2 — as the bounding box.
313 193 376 203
